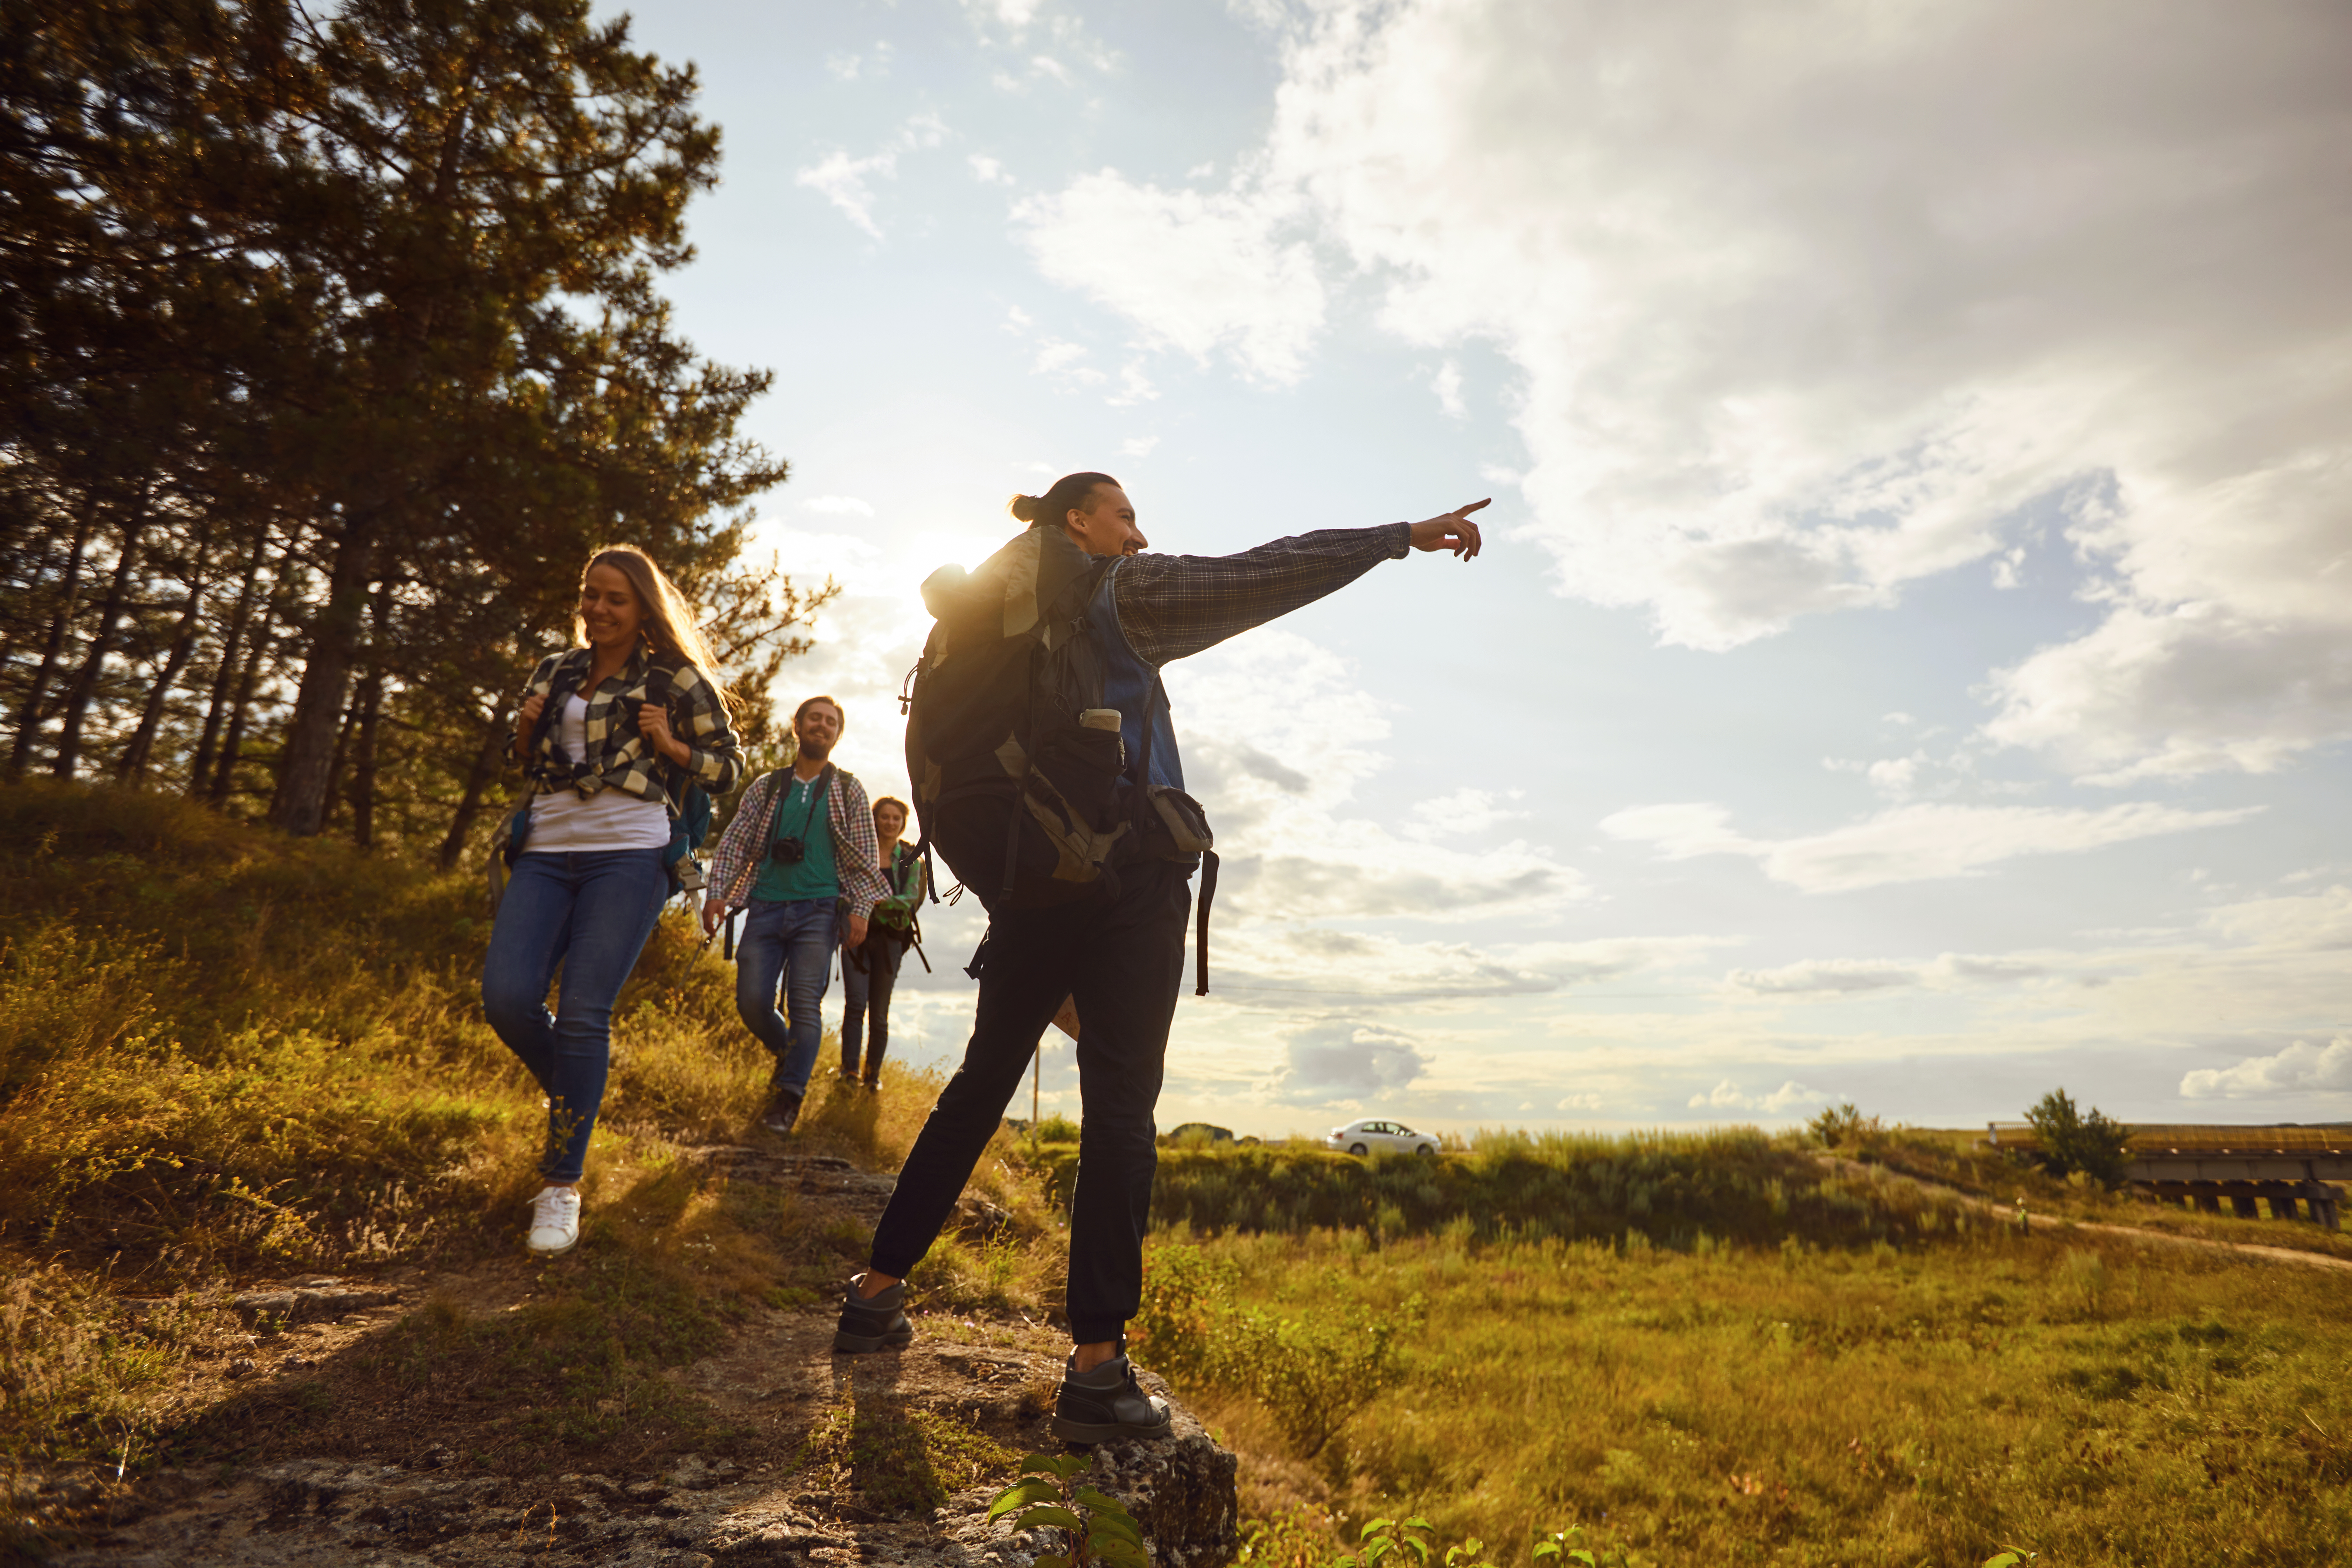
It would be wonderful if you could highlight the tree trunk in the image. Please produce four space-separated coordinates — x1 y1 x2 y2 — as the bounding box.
51 499 150 780
438 707 512 870
189 519 272 797
7 499 96 779
269 513 376 835
117 515 219 783
348 579 393 848
319 694 362 834
208 573 293 807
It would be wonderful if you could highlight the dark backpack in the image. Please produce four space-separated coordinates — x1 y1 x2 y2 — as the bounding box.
902 524 1129 913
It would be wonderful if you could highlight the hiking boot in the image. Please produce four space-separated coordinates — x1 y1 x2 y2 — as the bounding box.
861 1078 880 1096
832 1274 913 1354
524 1185 580 1256
1050 1351 1171 1445
761 1088 803 1134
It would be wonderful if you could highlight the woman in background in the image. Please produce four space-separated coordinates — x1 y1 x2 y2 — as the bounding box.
840 794 926 1092
484 545 743 1256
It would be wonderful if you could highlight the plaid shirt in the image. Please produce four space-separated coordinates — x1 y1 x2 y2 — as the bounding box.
707 765 889 921
1113 523 1412 666
518 645 743 812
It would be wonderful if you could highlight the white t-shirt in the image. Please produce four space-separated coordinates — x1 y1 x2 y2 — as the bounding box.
524 694 672 854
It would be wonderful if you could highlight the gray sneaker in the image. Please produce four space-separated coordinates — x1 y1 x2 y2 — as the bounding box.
1050 1350 1171 1444
832 1274 913 1354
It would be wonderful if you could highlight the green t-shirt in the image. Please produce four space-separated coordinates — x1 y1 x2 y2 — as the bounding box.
751 771 837 904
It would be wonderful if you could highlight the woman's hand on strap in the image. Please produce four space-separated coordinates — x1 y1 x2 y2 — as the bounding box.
514 692 546 761
1407 499 1489 561
637 702 692 767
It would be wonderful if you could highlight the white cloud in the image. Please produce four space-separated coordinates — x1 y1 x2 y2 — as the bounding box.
1180 0 2352 779
825 51 862 81
1556 1093 1603 1113
963 0 1042 27
800 495 875 517
1279 1020 1428 1102
1689 1079 1827 1115
1167 630 1588 923
1985 603 2352 784
1401 786 1526 841
795 150 896 238
1107 362 1159 406
1432 360 1465 420
1730 959 1916 995
2181 1036 2352 1099
1729 952 2061 994
1823 753 1926 797
1013 172 1326 384
1031 55 1072 85
1602 799 2260 894
969 154 1013 185
795 115 957 238
1119 436 1160 458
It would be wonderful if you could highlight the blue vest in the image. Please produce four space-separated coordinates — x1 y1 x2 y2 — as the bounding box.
1089 560 1182 791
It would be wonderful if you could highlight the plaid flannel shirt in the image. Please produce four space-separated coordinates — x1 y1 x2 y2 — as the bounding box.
706 765 889 922
1112 523 1412 666
518 645 743 812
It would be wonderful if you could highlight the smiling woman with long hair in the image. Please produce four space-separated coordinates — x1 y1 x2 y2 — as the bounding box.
484 544 744 1255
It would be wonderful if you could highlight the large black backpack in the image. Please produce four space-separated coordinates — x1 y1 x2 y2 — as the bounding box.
902 524 1130 914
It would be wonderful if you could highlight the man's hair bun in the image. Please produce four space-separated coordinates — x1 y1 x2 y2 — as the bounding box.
1007 472 1121 528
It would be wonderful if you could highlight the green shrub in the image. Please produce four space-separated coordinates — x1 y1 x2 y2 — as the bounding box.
1132 1244 1419 1463
2023 1088 2132 1188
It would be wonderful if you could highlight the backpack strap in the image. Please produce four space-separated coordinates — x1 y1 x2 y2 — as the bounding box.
1130 676 1217 996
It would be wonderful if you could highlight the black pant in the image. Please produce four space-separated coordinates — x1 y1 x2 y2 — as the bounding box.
868 858 1191 1344
840 928 907 1081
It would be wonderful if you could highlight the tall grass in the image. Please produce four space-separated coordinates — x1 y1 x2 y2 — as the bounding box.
1121 1129 1977 1252
0 779 1046 1500
1141 1223 2352 1567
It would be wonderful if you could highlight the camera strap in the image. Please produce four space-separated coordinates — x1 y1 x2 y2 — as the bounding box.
764 763 834 863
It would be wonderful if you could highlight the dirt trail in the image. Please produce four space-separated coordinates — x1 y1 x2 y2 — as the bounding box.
1812 1153 2352 1274
32 1149 1238 1568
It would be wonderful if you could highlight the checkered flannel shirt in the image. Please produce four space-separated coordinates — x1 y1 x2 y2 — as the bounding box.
1113 523 1412 666
706 765 889 922
517 645 744 812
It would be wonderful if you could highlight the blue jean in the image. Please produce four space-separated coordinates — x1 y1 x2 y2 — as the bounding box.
735 897 837 1097
480 848 670 1183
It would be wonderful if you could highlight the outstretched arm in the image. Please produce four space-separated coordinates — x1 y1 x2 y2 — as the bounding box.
1115 499 1489 666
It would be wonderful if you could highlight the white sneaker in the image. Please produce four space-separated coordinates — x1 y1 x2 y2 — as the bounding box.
525 1185 581 1255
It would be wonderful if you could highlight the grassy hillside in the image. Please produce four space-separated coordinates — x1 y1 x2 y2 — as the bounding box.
0 779 1046 1526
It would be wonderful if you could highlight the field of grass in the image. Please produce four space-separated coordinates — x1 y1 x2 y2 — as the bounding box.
9 777 2350 1568
1130 1192 2351 1567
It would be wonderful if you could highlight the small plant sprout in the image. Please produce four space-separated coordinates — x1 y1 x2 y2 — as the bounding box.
1535 1526 1634 1568
1337 1516 1435 1568
986 1454 1149 1568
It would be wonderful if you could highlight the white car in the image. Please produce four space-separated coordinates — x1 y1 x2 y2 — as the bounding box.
1326 1119 1437 1157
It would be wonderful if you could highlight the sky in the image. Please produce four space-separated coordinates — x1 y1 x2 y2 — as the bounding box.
611 0 2352 1137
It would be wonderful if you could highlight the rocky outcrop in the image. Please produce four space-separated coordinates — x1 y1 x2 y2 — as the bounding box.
229 1278 405 1326
61 1417 1239 1568
52 1307 1240 1568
